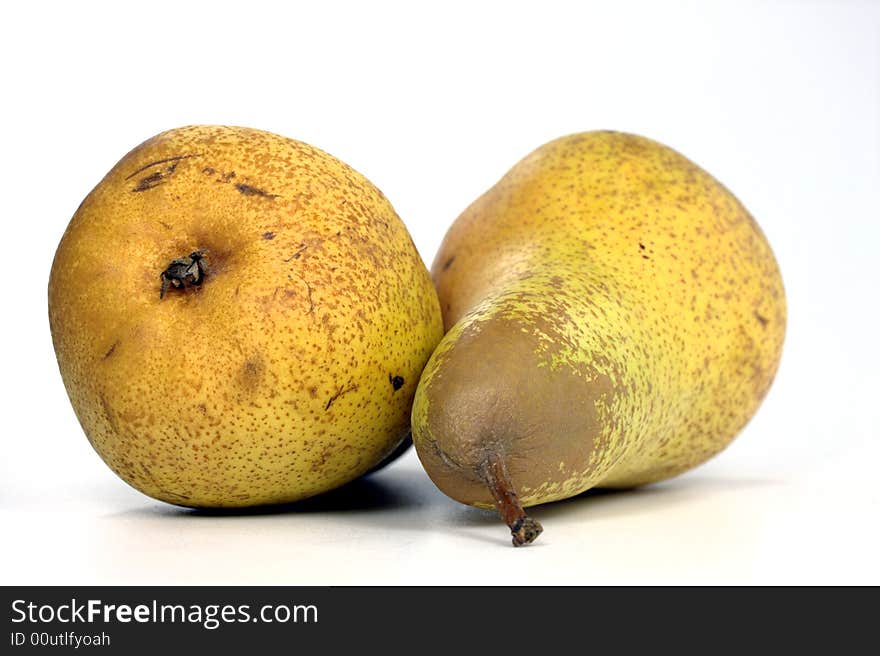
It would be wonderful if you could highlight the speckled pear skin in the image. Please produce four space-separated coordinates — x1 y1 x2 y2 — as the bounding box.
49 125 443 507
412 131 786 512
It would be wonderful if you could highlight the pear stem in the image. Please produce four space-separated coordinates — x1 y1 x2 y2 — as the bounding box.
480 453 543 547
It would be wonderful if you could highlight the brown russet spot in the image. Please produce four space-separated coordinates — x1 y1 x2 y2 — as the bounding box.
262 231 275 240
241 356 264 384
419 311 617 507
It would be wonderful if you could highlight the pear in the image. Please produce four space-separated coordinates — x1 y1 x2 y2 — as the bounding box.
49 125 443 507
412 131 786 545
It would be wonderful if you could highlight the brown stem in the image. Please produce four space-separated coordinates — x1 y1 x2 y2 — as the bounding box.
479 453 543 547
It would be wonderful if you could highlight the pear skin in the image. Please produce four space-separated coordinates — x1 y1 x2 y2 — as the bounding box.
412 131 786 545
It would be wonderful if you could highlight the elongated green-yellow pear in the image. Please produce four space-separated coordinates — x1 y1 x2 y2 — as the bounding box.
412 131 786 545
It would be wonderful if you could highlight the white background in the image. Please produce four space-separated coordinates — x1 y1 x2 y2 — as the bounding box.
2 0 878 585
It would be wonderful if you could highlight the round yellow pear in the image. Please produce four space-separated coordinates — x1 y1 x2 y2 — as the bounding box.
49 125 443 507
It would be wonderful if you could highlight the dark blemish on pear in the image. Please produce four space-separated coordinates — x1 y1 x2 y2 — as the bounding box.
103 341 119 360
390 375 404 391
443 256 456 271
754 310 769 327
132 171 167 192
262 231 275 240
236 183 278 199
240 356 264 390
285 245 308 261
130 155 202 192
242 357 264 385
125 154 200 181
325 384 358 410
295 273 314 314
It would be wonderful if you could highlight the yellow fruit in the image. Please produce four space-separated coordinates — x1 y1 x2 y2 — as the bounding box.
412 131 786 545
49 125 442 507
